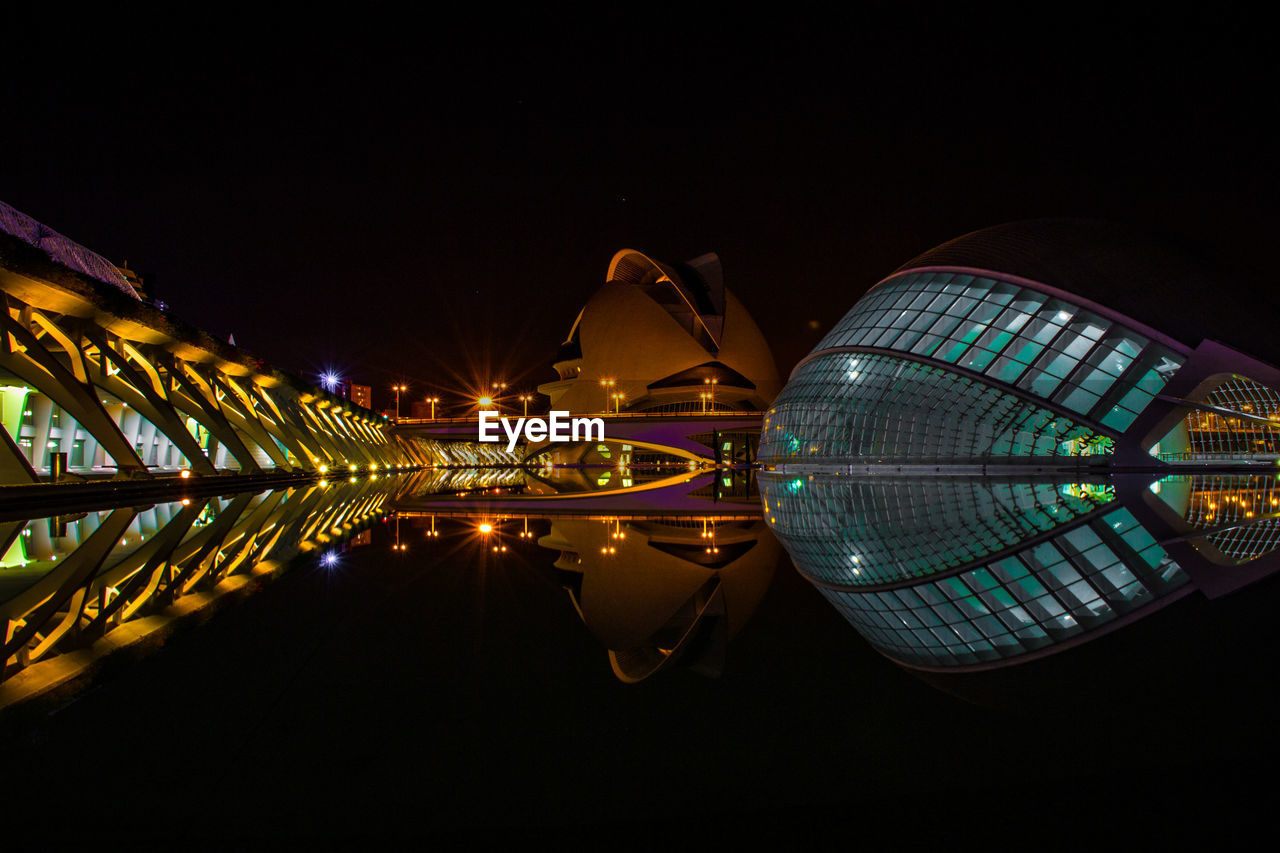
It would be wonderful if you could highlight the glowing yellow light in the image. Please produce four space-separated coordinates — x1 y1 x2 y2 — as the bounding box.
478 396 493 407
478 523 493 533
180 469 191 479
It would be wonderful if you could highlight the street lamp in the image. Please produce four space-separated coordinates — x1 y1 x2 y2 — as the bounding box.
518 393 532 416
320 371 343 394
425 396 440 420
703 377 718 412
599 378 615 413
392 384 408 421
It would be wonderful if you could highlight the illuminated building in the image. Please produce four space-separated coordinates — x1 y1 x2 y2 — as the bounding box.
759 220 1280 467
759 220 1280 671
537 250 780 415
0 198 408 482
349 383 372 410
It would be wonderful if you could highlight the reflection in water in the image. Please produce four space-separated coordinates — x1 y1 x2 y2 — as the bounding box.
1 475 413 685
763 471 1280 672
539 515 777 681
1150 474 1280 563
523 460 684 494
391 467 778 681
403 466 528 495
2 463 784 693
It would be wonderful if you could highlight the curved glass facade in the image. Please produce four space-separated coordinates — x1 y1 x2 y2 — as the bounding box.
811 270 1184 432
1152 376 1280 462
759 352 1111 463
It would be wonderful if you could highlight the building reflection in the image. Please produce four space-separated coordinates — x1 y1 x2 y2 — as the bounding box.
763 470 1280 703
1 473 415 686
540 515 778 682
392 467 780 682
0 457 785 690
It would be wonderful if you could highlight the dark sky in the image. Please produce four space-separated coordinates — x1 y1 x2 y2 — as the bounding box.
2 17 1274 411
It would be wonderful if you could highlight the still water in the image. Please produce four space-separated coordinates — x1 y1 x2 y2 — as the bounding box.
3 468 1278 840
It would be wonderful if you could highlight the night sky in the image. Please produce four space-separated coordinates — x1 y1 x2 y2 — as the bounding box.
2 18 1274 410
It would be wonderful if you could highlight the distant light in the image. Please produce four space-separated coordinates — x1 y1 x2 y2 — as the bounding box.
180 469 191 479
320 371 342 392
321 551 340 568
478 522 493 533
478 396 493 407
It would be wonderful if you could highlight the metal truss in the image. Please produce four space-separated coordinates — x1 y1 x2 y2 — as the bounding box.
1 474 405 683
1 243 410 484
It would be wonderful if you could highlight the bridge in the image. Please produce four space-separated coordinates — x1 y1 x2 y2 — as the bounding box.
394 411 765 464
1 202 411 489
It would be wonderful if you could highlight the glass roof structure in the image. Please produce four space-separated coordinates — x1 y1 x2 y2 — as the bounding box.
760 222 1280 671
810 271 1184 432
761 269 1189 466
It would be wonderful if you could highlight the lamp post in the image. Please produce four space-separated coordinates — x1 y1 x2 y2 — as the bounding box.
703 377 718 412
599 378 615 413
392 384 407 421
426 396 439 420
519 394 531 416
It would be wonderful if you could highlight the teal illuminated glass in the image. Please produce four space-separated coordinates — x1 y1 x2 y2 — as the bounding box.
800 506 1189 667
760 352 1104 463
759 474 1115 587
812 271 1184 431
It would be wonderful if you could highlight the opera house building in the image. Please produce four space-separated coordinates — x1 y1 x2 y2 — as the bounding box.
758 221 1280 673
538 250 779 416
